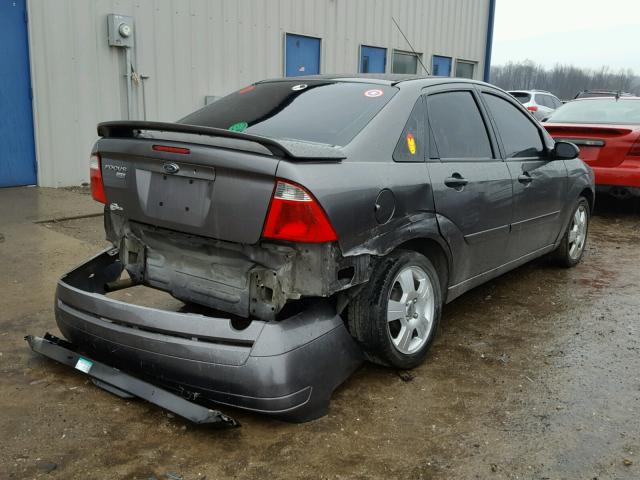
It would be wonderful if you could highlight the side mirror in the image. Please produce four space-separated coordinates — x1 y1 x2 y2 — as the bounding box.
553 140 580 160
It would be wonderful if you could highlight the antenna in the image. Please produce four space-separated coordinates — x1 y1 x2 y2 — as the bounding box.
392 17 430 75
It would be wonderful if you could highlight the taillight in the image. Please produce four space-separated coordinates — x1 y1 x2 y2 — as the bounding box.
90 153 106 204
262 180 338 243
527 105 538 112
628 136 640 156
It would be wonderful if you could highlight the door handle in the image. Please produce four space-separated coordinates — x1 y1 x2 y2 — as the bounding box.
444 174 468 189
518 173 533 185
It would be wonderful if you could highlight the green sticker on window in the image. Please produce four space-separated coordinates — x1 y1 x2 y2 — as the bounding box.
228 121 248 132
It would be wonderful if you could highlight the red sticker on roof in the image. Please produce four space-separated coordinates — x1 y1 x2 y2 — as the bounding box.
364 89 384 98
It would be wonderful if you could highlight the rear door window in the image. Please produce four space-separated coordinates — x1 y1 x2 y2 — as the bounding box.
427 91 493 160
482 93 545 158
535 95 549 108
538 94 555 108
180 81 397 146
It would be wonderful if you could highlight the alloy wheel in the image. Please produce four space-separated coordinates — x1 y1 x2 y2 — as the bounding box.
386 266 436 355
568 204 588 260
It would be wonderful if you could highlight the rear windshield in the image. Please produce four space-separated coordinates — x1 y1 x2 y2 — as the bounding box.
575 91 617 99
509 92 531 104
546 99 640 124
180 81 397 146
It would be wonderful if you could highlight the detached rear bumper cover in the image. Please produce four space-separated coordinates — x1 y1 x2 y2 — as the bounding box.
53 249 363 422
26 333 238 427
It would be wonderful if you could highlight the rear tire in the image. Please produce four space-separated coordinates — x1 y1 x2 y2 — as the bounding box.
348 250 442 369
553 196 590 267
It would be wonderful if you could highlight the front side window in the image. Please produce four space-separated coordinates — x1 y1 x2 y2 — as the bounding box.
427 91 492 159
482 93 544 158
392 51 420 74
393 97 426 162
180 81 397 146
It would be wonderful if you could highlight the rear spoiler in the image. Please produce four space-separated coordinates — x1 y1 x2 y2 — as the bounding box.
97 121 346 161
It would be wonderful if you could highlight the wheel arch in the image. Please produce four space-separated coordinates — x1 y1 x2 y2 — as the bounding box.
580 186 595 212
394 237 450 297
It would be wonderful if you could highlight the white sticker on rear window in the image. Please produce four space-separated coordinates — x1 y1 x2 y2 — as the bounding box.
75 357 93 374
292 84 308 91
364 89 384 98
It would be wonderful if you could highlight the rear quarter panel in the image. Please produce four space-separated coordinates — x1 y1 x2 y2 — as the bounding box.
275 84 443 257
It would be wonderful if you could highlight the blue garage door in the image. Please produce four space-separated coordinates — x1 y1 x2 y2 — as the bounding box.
360 46 386 73
432 55 452 77
0 0 37 187
285 34 321 77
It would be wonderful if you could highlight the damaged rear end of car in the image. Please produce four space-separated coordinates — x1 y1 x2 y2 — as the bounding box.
49 79 401 421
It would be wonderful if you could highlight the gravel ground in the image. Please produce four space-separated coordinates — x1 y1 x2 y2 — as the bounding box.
1 192 638 480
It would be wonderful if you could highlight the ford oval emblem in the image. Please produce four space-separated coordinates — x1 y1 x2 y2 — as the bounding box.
163 162 180 174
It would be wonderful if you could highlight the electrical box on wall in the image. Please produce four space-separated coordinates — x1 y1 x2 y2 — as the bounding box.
107 14 134 48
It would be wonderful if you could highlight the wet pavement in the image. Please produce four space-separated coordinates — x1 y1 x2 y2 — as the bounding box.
1 187 638 479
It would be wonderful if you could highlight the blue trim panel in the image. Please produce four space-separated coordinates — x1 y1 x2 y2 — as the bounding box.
285 33 321 77
0 0 37 186
483 0 497 82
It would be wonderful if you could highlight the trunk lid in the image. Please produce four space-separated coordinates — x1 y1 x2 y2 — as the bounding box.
96 122 345 245
544 123 638 168
98 136 280 245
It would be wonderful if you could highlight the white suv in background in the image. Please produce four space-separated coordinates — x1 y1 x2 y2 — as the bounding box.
508 90 563 121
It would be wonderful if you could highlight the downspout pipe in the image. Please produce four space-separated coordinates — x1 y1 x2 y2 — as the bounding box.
125 47 134 120
483 0 497 82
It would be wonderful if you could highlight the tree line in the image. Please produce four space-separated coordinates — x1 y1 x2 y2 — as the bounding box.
490 61 640 100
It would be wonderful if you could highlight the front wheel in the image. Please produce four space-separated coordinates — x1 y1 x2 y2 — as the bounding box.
348 250 442 369
553 197 590 267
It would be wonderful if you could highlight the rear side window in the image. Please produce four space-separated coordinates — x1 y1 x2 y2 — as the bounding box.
482 93 544 158
510 92 531 104
393 97 426 162
180 81 397 146
537 94 555 108
427 91 492 159
535 94 549 107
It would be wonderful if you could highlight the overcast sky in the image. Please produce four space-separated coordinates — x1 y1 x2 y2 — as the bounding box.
492 0 640 73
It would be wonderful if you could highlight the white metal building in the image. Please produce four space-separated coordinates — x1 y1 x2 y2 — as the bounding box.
1 0 495 188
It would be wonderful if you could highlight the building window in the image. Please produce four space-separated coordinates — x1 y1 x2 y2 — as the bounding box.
284 33 321 77
455 60 476 79
392 51 421 74
360 45 387 73
432 55 452 76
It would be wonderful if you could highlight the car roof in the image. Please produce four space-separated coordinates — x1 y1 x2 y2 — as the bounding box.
570 96 640 102
257 73 490 88
508 89 553 94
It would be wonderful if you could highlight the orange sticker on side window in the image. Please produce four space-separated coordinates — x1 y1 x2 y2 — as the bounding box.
406 133 416 155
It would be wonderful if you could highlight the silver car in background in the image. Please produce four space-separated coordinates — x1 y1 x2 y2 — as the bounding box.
508 90 562 121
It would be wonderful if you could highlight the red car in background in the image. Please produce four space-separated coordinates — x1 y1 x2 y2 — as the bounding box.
544 97 640 199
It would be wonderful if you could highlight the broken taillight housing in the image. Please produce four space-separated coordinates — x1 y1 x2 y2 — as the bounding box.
90 153 106 204
262 180 338 243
